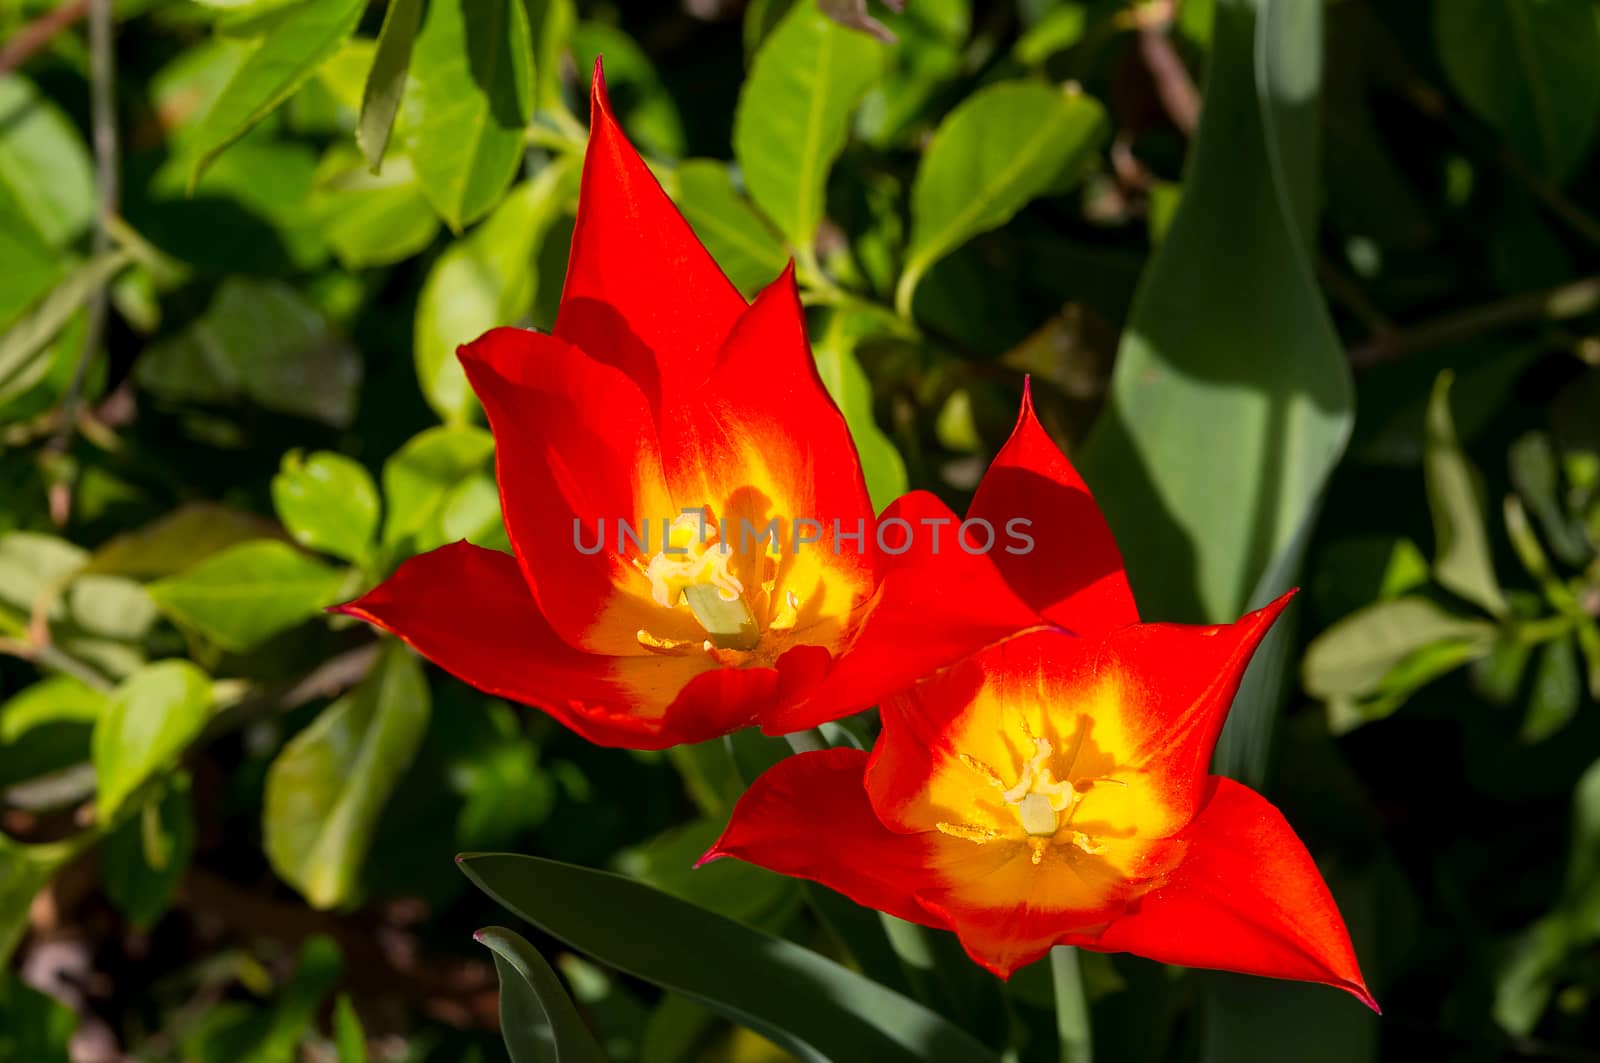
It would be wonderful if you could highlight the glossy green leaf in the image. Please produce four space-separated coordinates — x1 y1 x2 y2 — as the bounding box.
733 3 885 249
413 160 574 422
311 145 441 269
814 310 908 511
147 540 345 653
264 641 430 908
0 75 95 248
1523 633 1582 743
92 660 213 824
1425 371 1507 617
404 0 534 230
898 80 1106 315
661 160 788 297
0 675 107 743
458 853 1002 1063
102 773 195 929
1434 0 1600 183
272 450 381 564
381 425 498 556
187 0 367 187
476 926 608 1063
356 0 425 171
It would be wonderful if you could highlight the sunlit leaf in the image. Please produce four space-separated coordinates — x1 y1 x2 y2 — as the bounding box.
311 145 441 269
147 540 346 653
813 310 907 511
356 0 425 171
660 160 788 297
92 660 213 824
381 425 498 557
272 450 381 564
0 75 94 248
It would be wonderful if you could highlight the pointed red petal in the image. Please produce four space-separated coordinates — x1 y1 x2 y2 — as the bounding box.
968 385 1138 633
1096 776 1376 1010
458 327 707 654
757 491 1044 734
335 542 731 749
554 60 745 407
703 748 951 927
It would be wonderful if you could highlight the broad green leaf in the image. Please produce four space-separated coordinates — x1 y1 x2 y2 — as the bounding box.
84 504 276 581
1509 431 1592 566
733 4 885 249
333 994 367 1063
381 425 498 555
0 532 85 630
311 145 441 269
1434 0 1600 183
476 926 608 1063
136 278 361 426
404 0 535 230
1425 371 1507 617
0 675 107 743
413 160 574 422
1304 596 1496 701
187 0 367 187
458 853 1002 1063
0 251 132 409
0 192 61 328
92 660 213 823
1014 5 1088 66
0 836 80 968
264 641 430 908
660 160 788 297
102 773 195 929
1522 633 1581 743
0 974 77 1063
615 820 799 932
147 540 346 653
272 451 381 564
356 0 425 170
1077 0 1353 787
897 79 1105 316
0 75 94 248
437 472 510 551
814 310 908 511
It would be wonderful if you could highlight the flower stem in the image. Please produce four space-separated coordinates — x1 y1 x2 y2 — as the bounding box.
782 728 829 754
1051 945 1092 1063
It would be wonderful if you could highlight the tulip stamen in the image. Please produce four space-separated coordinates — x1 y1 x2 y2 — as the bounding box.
936 821 1000 843
640 511 761 651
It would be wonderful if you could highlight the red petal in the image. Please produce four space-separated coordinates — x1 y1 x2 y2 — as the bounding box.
757 491 1044 734
1096 776 1376 1010
968 384 1138 634
335 542 744 749
554 61 746 408
458 327 704 654
703 748 951 927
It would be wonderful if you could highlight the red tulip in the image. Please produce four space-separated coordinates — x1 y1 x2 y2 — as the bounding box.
705 392 1376 1007
333 62 1038 750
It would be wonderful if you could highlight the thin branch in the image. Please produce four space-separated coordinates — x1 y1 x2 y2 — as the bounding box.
1348 274 1600 368
0 0 88 75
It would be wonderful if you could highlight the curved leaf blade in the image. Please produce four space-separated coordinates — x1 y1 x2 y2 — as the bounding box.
476 926 607 1063
356 0 425 171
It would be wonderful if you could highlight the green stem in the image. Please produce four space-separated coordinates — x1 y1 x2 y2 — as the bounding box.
782 728 829 754
1051 945 1092 1063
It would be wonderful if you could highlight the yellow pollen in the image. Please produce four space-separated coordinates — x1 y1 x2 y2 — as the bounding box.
1000 737 1076 837
936 822 1000 843
641 513 743 608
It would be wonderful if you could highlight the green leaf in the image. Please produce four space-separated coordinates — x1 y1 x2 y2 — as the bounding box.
0 251 132 409
147 540 346 653
476 926 608 1063
264 641 431 908
136 278 361 427
381 425 498 556
615 820 799 932
92 660 213 824
332 994 368 1063
0 675 106 743
0 835 81 968
660 160 788 297
84 504 277 581
187 0 367 187
1425 371 1507 617
311 145 442 269
572 23 687 160
526 0 578 114
1510 431 1593 566
814 310 908 511
897 80 1107 315
413 160 574 422
0 75 95 249
0 974 77 1063
404 0 535 230
1523 633 1582 743
272 450 381 564
1434 0 1600 183
733 3 885 249
102 773 195 929
458 853 1002 1063
356 0 425 171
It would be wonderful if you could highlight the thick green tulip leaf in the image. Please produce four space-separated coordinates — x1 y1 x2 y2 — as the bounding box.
661 160 788 297
814 310 908 511
733 3 885 249
264 641 430 908
1424 372 1507 617
92 660 213 824
102 773 195 929
458 853 1002 1063
476 926 608 1063
311 146 441 269
381 424 498 556
898 80 1107 316
413 160 574 422
1077 0 1353 785
356 0 425 171
0 75 95 249
272 450 381 564
187 0 366 187
404 0 534 230
1434 0 1600 184
148 540 345 653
